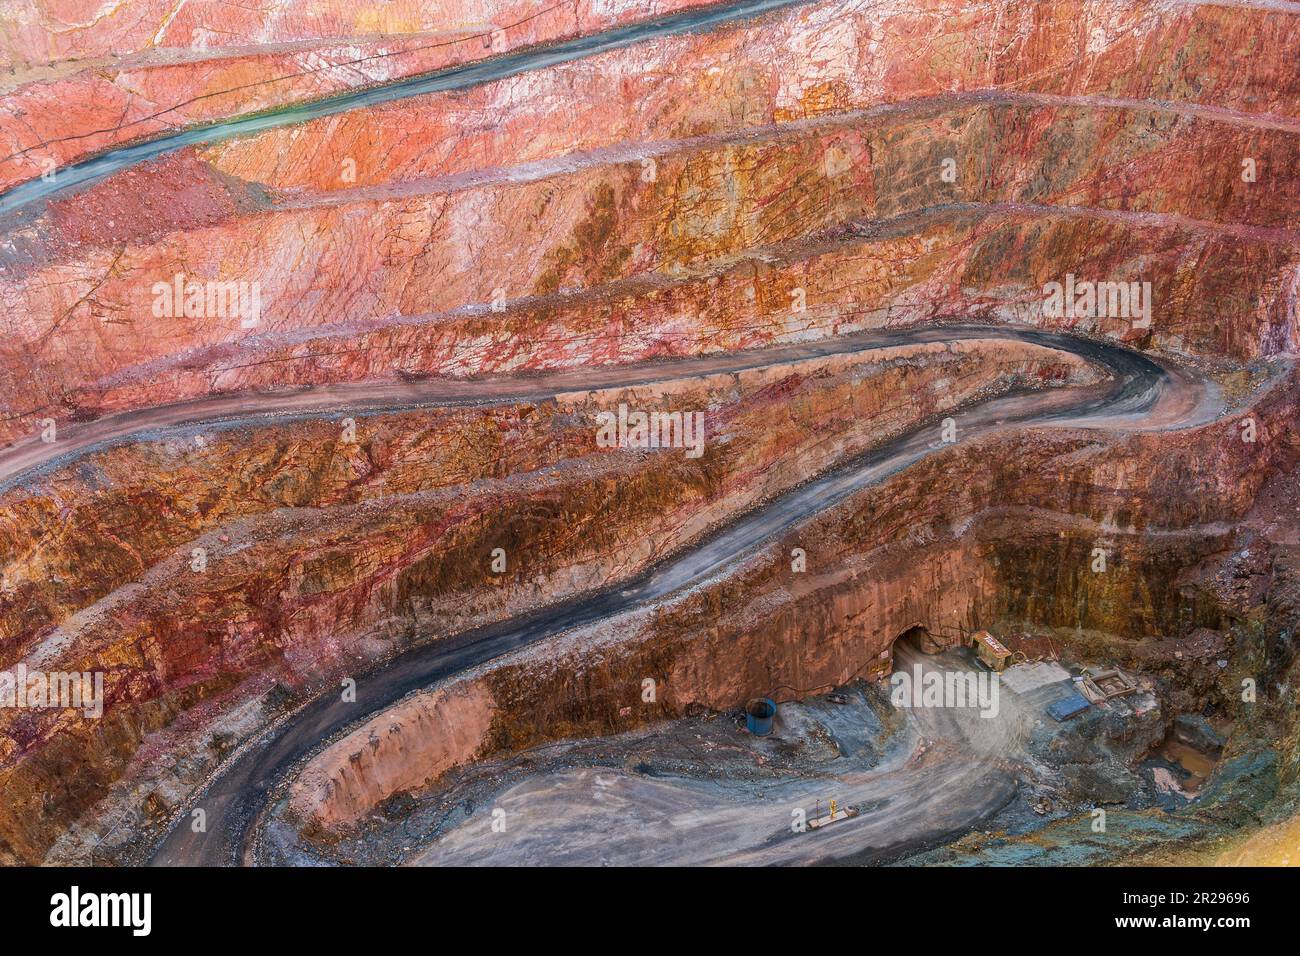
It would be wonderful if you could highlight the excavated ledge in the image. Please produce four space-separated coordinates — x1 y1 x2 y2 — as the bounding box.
272 368 1296 851
2 0 1298 871
3 335 1092 864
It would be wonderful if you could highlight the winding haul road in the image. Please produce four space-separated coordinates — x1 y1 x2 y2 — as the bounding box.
0 0 1260 866
127 325 1219 866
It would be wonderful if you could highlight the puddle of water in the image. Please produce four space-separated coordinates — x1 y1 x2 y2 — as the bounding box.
1160 740 1216 791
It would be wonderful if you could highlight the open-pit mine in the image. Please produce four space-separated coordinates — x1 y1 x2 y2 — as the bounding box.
0 0 1298 885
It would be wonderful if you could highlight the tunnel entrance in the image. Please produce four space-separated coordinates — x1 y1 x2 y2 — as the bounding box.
894 623 944 657
885 624 945 679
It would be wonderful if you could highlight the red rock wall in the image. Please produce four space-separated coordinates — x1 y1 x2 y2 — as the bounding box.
290 368 1300 837
2 0 1297 445
0 338 1085 863
0 0 724 190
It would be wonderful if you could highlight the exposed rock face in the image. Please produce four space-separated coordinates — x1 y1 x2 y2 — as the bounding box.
0 338 1090 862
285 364 1299 837
290 682 497 836
2 0 1297 444
281 356 1299 840
0 0 1297 866
0 0 723 190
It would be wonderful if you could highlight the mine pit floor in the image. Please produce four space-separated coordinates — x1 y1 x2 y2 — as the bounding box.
258 643 1215 866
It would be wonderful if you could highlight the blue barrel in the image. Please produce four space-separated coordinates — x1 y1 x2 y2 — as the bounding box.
746 698 777 736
